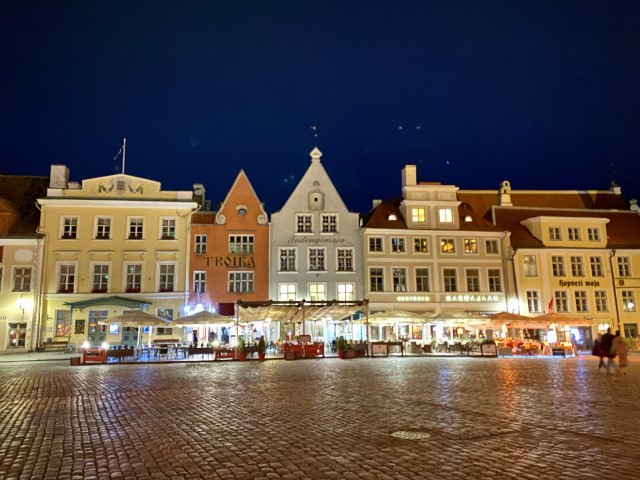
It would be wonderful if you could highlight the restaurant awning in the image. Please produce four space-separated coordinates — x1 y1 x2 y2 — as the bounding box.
236 299 367 323
64 295 152 311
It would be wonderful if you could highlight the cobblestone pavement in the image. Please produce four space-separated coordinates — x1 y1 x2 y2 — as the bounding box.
0 355 638 480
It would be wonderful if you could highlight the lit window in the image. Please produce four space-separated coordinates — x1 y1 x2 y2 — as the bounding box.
523 255 538 277
622 290 636 312
337 283 355 301
391 237 406 253
414 238 428 253
411 208 426 223
441 238 455 254
438 208 453 223
279 283 297 301
308 283 326 301
464 238 478 254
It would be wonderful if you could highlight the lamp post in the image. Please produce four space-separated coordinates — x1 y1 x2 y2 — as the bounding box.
608 249 622 332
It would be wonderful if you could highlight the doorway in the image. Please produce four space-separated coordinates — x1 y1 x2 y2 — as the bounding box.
8 323 27 348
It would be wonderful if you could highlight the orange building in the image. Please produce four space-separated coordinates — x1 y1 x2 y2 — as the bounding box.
187 171 270 319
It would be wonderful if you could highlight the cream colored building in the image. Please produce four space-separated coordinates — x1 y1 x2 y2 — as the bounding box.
36 166 198 347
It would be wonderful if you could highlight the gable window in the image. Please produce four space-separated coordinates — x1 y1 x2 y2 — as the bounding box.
555 291 569 313
443 268 457 292
411 208 426 223
575 290 588 312
58 264 76 293
125 264 142 292
160 218 176 240
337 283 355 301
228 271 253 293
618 257 631 277
595 291 608 312
414 238 428 253
485 239 499 254
92 264 109 293
12 267 32 292
194 271 206 294
369 237 383 253
488 269 502 292
279 283 296 301
128 217 143 240
336 248 354 272
551 256 565 277
279 248 296 272
549 227 562 241
308 248 326 272
296 214 312 233
438 208 453 223
194 234 207 254
370 268 384 292
466 269 480 292
568 227 581 241
590 256 603 277
526 291 541 313
415 268 430 292
158 264 175 292
308 282 326 301
95 217 111 239
524 255 538 277
587 227 600 241
441 238 455 254
321 214 337 233
464 238 478 254
570 256 584 277
61 217 78 239
391 237 406 253
229 235 254 254
392 268 407 292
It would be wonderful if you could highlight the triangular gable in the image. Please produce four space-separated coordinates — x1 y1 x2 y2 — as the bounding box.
215 170 269 225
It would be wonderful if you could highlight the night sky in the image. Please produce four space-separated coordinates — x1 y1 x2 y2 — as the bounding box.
2 1 639 214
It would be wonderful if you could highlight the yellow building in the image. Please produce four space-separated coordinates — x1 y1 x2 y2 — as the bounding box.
36 166 198 347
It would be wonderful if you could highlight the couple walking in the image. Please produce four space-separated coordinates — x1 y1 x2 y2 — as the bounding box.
593 328 629 374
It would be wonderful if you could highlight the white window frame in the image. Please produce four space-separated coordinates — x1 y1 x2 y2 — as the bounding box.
336 282 355 301
194 234 207 255
526 290 541 313
157 262 177 292
523 255 538 277
295 214 313 234
228 271 254 293
485 239 499 255
128 217 144 240
308 282 327 301
392 267 407 292
229 234 254 254
551 255 565 277
487 269 502 292
590 256 604 277
308 247 326 272
570 256 584 277
278 283 297 301
595 290 608 313
12 266 32 292
94 216 112 240
622 290 636 312
391 237 406 253
336 248 354 272
554 291 569 313
57 262 77 294
438 208 453 223
61 216 78 239
321 214 338 233
415 267 430 292
549 227 562 241
123 262 143 293
193 271 206 294
369 237 383 253
464 238 478 254
575 290 588 313
411 208 426 223
279 247 297 272
369 267 384 292
618 256 631 277
568 227 581 241
440 238 455 254
160 217 177 240
90 262 110 293
413 237 428 253
466 268 480 292
587 227 600 241
443 268 457 292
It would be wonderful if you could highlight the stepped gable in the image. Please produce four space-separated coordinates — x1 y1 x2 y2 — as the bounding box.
0 175 48 234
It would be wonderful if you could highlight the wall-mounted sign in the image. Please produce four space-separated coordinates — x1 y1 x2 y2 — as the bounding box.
558 279 600 288
287 236 346 245
206 256 255 267
396 295 432 302
444 294 501 303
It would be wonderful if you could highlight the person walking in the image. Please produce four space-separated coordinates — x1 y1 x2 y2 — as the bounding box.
593 333 606 370
611 331 629 375
600 328 616 374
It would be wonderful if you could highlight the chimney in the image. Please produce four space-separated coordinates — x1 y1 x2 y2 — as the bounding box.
630 199 640 212
49 165 69 189
193 183 206 208
498 180 512 206
372 199 382 209
402 165 417 187
610 180 622 195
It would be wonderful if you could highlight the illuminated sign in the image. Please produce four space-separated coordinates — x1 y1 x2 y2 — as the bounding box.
396 295 432 302
558 280 600 288
444 294 501 302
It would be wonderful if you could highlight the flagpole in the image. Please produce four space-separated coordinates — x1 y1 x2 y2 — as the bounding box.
122 138 127 174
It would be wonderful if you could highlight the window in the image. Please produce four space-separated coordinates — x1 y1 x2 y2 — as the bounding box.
125 264 142 292
392 268 407 292
595 291 608 313
308 248 326 272
590 256 604 277
159 264 175 292
321 214 337 233
58 264 76 293
194 271 206 294
570 256 584 277
415 268 430 292
279 248 296 272
369 237 383 252
337 283 355 301
443 269 457 292
308 283 326 301
95 217 111 239
622 290 636 312
157 308 174 321
228 272 254 293
194 235 207 254
414 237 428 253
296 214 312 233
618 257 631 277
555 291 569 313
160 218 176 239
464 238 478 254
12 267 32 292
229 235 254 254
279 283 296 301
61 217 78 239
438 208 453 223
92 264 109 293
551 256 565 277
336 248 354 272
485 239 499 255
568 227 581 241
523 255 538 277
466 269 480 292
588 227 600 241
370 268 384 292
488 269 502 292
526 291 541 313
391 237 406 253
440 238 455 254
0 266 3 292
128 217 143 240
411 208 426 223
549 227 561 241
55 310 72 337
575 291 588 312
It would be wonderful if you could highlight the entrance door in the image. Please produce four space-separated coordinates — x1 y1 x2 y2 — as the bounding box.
576 327 593 350
8 323 27 348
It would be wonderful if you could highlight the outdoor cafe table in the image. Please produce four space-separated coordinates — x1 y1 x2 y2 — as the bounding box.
188 346 215 358
215 346 235 360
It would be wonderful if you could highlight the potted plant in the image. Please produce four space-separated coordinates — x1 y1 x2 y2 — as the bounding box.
337 336 347 359
257 336 266 361
237 337 246 361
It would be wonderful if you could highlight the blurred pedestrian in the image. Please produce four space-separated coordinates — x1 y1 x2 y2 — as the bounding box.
592 333 606 370
611 330 629 375
600 328 615 374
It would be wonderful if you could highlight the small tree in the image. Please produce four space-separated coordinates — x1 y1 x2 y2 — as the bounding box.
257 335 266 353
337 336 346 352
237 336 246 354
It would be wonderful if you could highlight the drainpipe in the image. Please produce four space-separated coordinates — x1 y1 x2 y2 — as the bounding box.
608 249 622 332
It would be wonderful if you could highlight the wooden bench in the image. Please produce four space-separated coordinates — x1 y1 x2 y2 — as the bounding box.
42 340 69 352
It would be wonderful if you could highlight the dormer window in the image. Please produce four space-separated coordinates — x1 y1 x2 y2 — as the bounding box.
438 208 453 223
388 214 397 221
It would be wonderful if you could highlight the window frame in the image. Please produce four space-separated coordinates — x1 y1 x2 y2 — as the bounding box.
90 262 110 293
336 248 354 272
228 271 254 293
127 217 144 240
12 267 32 292
295 214 313 234
94 216 112 240
194 234 207 255
415 267 430 292
369 267 384 292
278 283 297 301
159 217 177 240
61 216 78 239
279 247 297 272
411 208 426 223
308 247 327 272
157 262 176 292
57 263 77 294
124 262 143 293
320 214 338 233
465 268 480 292
229 234 254 254
193 271 206 294
443 268 457 292
368 237 383 253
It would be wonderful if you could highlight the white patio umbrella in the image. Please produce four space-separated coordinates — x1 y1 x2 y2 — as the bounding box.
173 310 235 327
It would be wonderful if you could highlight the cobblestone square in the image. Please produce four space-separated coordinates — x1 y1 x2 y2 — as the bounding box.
0 355 638 479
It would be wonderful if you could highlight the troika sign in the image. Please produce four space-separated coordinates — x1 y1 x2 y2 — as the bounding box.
205 256 255 268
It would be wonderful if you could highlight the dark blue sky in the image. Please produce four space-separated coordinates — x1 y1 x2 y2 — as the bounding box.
2 1 639 214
